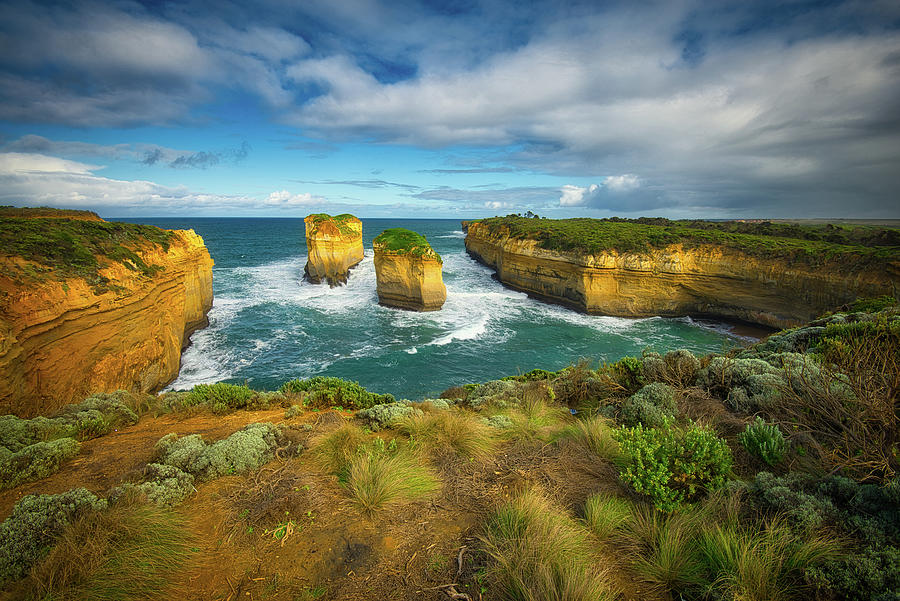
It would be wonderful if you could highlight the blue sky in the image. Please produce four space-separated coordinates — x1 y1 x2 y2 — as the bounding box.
1 0 898 219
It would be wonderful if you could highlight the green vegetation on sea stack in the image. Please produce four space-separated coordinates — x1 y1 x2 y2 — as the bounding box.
0 215 174 292
305 213 359 236
472 215 900 267
373 227 441 261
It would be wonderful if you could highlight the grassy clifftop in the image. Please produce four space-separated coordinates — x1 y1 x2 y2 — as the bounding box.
373 227 441 262
470 215 900 267
304 213 361 237
0 216 174 292
0 206 102 220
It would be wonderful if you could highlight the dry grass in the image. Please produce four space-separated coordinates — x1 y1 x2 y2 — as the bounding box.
396 409 498 459
312 422 369 474
24 498 194 600
345 449 440 515
583 493 633 541
557 415 623 462
479 487 618 601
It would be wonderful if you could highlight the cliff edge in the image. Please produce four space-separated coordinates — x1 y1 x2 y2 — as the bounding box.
373 228 446 311
0 213 213 416
464 217 899 329
303 213 364 287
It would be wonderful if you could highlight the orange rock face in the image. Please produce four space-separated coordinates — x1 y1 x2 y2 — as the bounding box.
464 220 899 329
373 246 446 312
303 214 364 286
0 229 213 417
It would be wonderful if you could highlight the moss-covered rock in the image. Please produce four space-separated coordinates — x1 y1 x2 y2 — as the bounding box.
0 488 106 585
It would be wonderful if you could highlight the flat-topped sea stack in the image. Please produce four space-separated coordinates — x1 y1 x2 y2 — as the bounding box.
0 209 214 416
464 216 900 329
303 213 364 286
373 228 446 311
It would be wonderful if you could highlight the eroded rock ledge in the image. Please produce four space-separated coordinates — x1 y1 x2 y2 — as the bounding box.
0 219 213 416
464 219 899 329
303 213 364 287
373 228 446 312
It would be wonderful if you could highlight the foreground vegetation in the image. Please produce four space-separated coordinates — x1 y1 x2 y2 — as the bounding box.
470 215 900 268
1 301 897 600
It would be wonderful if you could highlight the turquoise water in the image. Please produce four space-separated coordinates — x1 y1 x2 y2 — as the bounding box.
131 218 753 399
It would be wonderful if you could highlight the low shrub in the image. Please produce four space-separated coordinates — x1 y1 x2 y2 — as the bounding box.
601 356 646 394
613 419 733 512
280 376 394 410
357 402 421 431
154 423 283 481
739 417 787 466
621 382 678 428
0 438 80 491
642 350 700 388
111 463 196 507
185 382 256 414
480 488 617 601
0 488 106 585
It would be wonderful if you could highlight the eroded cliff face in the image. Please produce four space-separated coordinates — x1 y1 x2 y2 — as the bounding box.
464 221 899 329
0 229 213 416
304 215 364 286
373 247 446 312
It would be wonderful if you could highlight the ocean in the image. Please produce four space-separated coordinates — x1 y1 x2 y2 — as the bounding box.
129 218 755 400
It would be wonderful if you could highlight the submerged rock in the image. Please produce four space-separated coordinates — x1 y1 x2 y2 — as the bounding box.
304 213 364 286
373 228 446 311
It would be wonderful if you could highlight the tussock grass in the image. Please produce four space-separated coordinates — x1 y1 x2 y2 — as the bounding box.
345 450 439 514
480 488 617 601
622 505 705 593
558 415 622 462
312 423 369 474
698 517 840 601
396 409 498 459
507 393 571 441
25 499 194 600
583 493 632 541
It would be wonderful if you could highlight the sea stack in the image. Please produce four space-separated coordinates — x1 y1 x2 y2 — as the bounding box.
303 213 364 287
373 228 446 311
0 209 213 416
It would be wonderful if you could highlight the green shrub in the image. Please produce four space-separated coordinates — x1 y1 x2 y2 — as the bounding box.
357 402 421 431
154 423 283 482
0 438 80 491
280 376 393 410
111 463 196 507
621 382 677 428
0 488 106 585
642 350 700 387
613 419 733 512
739 417 787 466
186 382 256 414
501 368 559 382
599 356 646 393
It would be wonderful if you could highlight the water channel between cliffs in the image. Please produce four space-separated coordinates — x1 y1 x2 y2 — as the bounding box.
127 218 762 400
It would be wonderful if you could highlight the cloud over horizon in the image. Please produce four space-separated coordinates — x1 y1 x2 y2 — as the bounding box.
0 0 898 218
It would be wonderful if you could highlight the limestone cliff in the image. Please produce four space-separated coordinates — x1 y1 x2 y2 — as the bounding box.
303 214 364 286
464 220 899 329
373 228 446 312
0 223 213 417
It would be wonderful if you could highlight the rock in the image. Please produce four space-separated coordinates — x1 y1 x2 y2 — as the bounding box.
0 220 213 416
464 220 898 329
303 213 364 286
373 228 446 311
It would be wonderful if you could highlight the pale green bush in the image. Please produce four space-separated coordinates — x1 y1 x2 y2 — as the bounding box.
0 438 80 491
358 402 421 431
0 488 106 585
622 382 677 428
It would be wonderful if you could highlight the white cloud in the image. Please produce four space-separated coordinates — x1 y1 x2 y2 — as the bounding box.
0 152 320 213
603 175 640 192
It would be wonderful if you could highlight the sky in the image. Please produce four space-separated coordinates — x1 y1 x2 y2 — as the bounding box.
0 0 899 219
